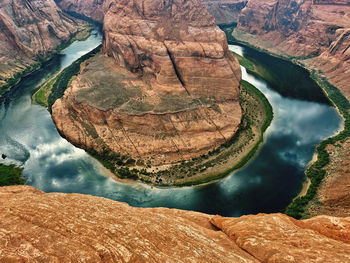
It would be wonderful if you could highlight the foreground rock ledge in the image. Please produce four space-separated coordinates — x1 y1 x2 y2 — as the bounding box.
1 186 350 262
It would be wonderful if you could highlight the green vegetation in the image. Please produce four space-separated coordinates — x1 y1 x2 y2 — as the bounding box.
89 78 273 186
285 71 350 219
87 149 147 180
0 164 25 186
165 80 273 187
33 74 60 107
225 81 273 169
43 45 102 111
0 63 41 96
232 51 255 72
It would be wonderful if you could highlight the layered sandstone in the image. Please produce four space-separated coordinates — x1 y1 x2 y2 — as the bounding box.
52 0 242 166
55 0 111 22
201 0 248 25
1 185 350 262
57 0 249 26
235 0 350 100
0 0 82 92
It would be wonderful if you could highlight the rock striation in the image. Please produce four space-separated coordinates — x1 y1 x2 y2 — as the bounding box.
201 0 248 25
0 0 82 92
235 0 350 100
1 185 350 262
52 0 242 166
233 0 350 218
55 0 111 22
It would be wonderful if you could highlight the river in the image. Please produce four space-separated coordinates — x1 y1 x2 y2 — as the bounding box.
0 30 342 217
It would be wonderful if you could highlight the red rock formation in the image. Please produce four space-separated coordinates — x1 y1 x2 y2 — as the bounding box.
56 0 111 22
0 0 81 90
52 0 242 167
103 0 241 100
235 0 350 99
1 185 350 262
201 0 248 25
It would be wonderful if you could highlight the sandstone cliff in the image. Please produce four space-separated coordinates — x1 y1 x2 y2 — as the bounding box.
55 0 111 22
201 0 248 25
0 0 83 93
52 0 242 167
235 0 350 100
1 185 350 262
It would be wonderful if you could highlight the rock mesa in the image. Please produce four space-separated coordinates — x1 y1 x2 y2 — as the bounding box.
52 0 242 165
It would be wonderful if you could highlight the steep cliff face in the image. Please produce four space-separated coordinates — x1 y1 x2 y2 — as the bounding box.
52 0 242 166
201 0 248 25
55 0 111 22
102 0 241 100
1 185 350 262
235 0 350 99
0 0 81 92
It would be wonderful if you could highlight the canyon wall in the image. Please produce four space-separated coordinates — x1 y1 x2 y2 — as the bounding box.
52 0 242 166
0 0 82 92
201 0 248 25
1 185 350 262
235 0 350 100
55 0 111 21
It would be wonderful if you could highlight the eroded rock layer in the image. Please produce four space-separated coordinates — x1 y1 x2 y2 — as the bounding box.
102 0 241 100
52 0 242 165
201 0 248 25
1 185 350 262
0 0 81 90
235 0 350 100
56 0 111 22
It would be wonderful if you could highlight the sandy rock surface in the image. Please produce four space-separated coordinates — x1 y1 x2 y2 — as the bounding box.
1 185 350 262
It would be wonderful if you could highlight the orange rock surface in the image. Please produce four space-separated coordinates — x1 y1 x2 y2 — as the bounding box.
56 0 111 22
235 0 350 100
201 0 248 25
0 0 81 90
1 185 350 262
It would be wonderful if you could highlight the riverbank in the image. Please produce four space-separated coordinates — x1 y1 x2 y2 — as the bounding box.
135 79 273 187
0 19 92 98
224 27 350 219
32 45 102 108
62 76 272 187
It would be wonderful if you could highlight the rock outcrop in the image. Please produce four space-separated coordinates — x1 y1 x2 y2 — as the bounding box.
201 0 248 25
1 185 350 262
52 0 242 166
55 0 111 22
0 0 82 92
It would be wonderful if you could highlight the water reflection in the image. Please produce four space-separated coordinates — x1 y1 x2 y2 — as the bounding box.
0 34 342 217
